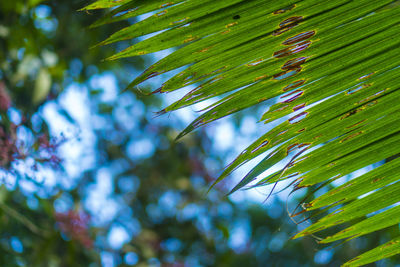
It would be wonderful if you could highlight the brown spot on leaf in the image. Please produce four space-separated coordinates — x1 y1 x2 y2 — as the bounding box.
156 10 168 16
283 31 315 45
251 139 269 153
280 16 303 28
273 41 311 58
293 103 306 111
183 36 197 43
282 57 308 70
278 129 288 136
287 143 299 154
289 111 308 124
283 80 305 91
226 22 238 28
272 16 303 36
273 4 296 14
281 89 303 103
160 2 174 8
340 131 363 143
197 46 214 53
273 67 302 80
272 104 289 112
254 75 267 81
246 58 264 66
372 177 384 183
346 119 367 129
358 72 375 80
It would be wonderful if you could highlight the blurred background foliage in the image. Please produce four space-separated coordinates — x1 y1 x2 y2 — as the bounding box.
0 0 399 266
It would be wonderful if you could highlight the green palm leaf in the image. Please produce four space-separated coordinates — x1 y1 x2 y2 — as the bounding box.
83 0 400 265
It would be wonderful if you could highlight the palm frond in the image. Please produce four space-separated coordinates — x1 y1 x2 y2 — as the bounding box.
83 0 400 265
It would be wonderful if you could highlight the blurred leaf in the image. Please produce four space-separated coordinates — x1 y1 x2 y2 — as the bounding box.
28 0 46 7
33 68 52 104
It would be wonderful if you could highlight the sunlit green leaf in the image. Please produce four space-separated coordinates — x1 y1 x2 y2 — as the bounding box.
88 0 400 265
33 68 52 104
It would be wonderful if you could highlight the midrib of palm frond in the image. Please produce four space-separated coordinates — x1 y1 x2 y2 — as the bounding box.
83 0 400 265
